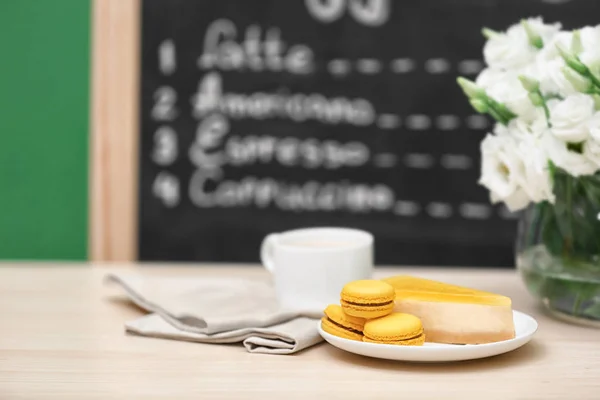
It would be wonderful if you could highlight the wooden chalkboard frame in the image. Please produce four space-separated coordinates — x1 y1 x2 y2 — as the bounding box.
89 0 140 262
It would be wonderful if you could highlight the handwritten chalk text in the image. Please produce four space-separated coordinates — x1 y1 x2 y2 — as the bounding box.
191 73 376 126
189 172 395 212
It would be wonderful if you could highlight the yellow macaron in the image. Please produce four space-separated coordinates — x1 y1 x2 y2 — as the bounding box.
340 280 396 319
321 304 366 341
363 312 425 346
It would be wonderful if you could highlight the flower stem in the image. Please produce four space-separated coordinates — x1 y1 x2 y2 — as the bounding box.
563 176 574 257
587 71 600 90
573 291 584 316
541 96 551 128
487 106 508 125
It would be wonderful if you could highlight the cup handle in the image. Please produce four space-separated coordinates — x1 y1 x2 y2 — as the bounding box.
260 233 280 274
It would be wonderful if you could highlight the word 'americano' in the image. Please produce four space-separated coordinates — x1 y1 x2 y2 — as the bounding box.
191 72 376 126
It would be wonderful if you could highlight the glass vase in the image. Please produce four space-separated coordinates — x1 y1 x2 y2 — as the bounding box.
515 169 600 327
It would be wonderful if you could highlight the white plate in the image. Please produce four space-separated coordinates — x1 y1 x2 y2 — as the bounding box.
318 310 538 362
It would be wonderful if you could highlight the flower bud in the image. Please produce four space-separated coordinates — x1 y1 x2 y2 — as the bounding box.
591 94 600 111
561 66 593 93
521 20 543 49
494 102 517 121
571 30 583 55
528 92 544 107
457 77 486 99
518 75 540 92
481 27 500 40
556 44 588 75
470 98 489 113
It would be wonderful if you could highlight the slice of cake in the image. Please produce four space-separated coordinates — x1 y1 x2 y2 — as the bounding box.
382 275 515 345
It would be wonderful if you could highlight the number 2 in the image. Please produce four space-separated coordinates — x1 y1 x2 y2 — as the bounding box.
151 86 178 121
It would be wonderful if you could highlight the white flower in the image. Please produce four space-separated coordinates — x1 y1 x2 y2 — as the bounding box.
579 25 600 69
584 139 600 167
583 113 600 166
588 112 600 141
516 17 562 45
517 134 555 203
479 133 531 211
494 109 549 139
490 190 530 212
543 132 598 176
485 73 539 122
537 31 573 63
537 57 580 96
475 68 511 90
484 30 537 71
483 18 561 71
493 120 555 203
549 94 596 142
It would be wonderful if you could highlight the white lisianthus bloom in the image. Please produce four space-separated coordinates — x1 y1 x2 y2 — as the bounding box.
516 17 562 44
479 133 531 211
583 113 600 166
537 31 573 63
483 30 536 71
517 133 555 203
475 68 511 90
494 108 549 139
493 120 554 203
483 18 561 70
534 31 578 95
490 190 530 212
579 25 600 69
537 57 580 96
486 74 539 122
549 94 596 142
543 132 598 176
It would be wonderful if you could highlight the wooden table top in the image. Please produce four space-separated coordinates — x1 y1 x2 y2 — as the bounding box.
0 263 598 399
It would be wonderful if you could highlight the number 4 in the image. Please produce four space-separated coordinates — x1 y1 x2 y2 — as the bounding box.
153 171 180 208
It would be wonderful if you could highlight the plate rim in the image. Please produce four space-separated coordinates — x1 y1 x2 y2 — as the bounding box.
318 309 538 356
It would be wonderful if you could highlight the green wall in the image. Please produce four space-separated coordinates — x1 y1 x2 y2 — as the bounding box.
0 1 90 260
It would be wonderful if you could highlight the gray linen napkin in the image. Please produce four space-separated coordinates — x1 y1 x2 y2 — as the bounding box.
105 273 324 354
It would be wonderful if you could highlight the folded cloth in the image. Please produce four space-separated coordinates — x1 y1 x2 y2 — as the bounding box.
105 273 325 354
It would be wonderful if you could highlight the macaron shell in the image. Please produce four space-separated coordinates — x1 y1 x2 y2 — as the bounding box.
341 280 396 304
341 299 394 319
323 304 365 332
363 312 424 341
321 317 364 341
363 333 426 346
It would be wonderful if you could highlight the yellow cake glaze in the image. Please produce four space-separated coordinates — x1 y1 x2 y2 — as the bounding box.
382 275 512 306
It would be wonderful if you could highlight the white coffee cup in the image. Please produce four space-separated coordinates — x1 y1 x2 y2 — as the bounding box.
260 227 374 312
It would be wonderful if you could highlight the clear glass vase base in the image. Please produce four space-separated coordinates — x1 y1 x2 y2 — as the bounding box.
543 300 600 329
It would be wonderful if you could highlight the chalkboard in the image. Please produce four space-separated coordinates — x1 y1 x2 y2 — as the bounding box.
137 0 599 267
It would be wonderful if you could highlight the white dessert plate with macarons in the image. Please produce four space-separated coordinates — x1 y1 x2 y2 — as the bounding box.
318 310 538 362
